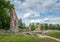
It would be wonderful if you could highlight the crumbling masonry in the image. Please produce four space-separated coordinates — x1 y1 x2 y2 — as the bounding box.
10 8 18 33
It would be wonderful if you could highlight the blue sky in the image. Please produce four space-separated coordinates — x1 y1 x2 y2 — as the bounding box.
10 0 60 26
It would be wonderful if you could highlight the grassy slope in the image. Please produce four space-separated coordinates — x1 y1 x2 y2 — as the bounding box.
0 34 58 42
47 32 60 39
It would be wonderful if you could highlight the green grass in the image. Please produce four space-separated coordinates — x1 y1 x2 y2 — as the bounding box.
19 29 26 32
0 34 59 42
47 32 60 39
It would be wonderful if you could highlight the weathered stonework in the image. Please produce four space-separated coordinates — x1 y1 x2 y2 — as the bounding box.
26 27 31 32
10 8 18 33
35 25 41 32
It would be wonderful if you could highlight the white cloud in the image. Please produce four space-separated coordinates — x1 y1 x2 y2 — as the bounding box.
43 17 60 24
29 18 49 23
30 19 41 23
23 12 31 18
43 18 49 21
10 0 60 25
29 17 60 24
11 0 60 19
12 0 60 12
23 11 40 18
10 0 60 17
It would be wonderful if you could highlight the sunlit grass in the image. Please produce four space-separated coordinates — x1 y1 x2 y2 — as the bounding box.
0 34 58 42
47 32 60 39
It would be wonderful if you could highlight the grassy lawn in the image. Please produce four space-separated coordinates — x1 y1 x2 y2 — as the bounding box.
0 34 59 42
47 32 60 39
19 29 26 32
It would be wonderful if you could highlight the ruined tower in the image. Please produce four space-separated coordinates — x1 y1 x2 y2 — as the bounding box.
10 8 18 33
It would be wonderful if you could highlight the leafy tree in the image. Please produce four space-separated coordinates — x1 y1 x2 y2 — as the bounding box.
44 23 48 30
40 23 48 30
47 24 60 30
29 23 36 31
40 24 44 30
55 24 60 30
18 19 26 29
48 24 53 30
0 0 14 30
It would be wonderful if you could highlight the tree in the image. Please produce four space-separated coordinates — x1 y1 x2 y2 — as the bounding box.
18 19 26 29
56 24 60 30
48 24 60 30
44 23 48 30
0 0 11 30
29 23 36 31
40 24 44 30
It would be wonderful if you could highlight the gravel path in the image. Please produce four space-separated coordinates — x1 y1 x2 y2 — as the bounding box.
37 34 60 42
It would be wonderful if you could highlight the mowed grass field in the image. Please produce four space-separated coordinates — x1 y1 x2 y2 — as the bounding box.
47 32 60 39
0 34 59 42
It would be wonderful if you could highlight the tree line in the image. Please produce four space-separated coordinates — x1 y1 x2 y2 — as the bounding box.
29 23 60 31
40 23 60 30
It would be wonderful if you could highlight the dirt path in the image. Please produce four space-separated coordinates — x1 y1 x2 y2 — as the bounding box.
37 34 60 42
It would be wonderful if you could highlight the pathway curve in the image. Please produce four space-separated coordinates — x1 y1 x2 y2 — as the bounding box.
37 34 60 42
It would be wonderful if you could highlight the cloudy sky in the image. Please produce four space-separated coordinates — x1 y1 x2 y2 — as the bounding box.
10 0 60 26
